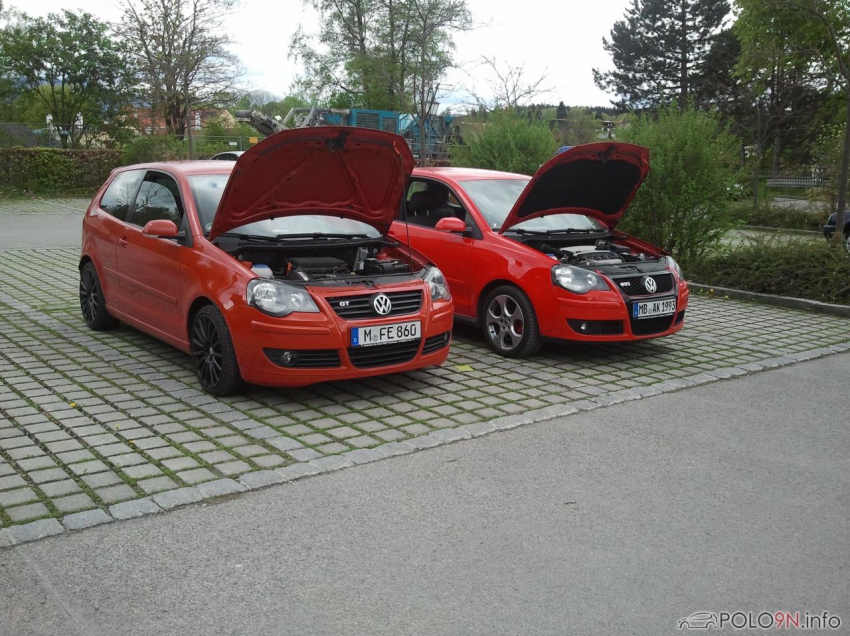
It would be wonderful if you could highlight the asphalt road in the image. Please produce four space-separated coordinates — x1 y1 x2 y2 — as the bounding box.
3 352 848 636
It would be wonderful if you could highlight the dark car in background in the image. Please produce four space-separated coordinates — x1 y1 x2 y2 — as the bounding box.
822 211 850 252
209 150 245 161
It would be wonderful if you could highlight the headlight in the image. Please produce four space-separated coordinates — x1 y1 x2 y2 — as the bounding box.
423 266 451 301
667 256 683 279
246 279 320 317
552 265 609 294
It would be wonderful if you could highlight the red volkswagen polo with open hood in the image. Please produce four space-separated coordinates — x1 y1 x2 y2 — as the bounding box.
389 142 689 357
80 127 454 395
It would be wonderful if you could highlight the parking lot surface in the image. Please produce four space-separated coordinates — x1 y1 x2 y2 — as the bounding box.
2 199 850 543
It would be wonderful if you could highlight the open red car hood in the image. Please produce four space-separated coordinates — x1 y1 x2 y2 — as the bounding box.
499 142 650 233
209 127 415 239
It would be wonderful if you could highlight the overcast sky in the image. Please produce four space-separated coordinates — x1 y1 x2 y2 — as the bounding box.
22 0 632 109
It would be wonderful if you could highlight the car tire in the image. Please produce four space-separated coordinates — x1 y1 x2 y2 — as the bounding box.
844 231 850 254
481 285 542 358
79 262 120 331
190 305 242 396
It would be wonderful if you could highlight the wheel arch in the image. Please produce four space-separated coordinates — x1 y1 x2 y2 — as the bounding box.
476 279 534 323
186 296 215 340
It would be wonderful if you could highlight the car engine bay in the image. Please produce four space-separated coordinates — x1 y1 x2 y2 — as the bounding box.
214 236 418 284
525 237 669 275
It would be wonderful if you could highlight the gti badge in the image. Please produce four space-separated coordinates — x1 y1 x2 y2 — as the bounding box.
373 294 392 315
643 276 657 294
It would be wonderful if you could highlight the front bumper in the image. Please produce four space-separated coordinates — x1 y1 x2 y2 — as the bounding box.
543 282 690 342
227 298 454 388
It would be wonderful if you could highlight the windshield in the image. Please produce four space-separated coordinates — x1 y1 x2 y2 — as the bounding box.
458 178 606 233
188 174 382 238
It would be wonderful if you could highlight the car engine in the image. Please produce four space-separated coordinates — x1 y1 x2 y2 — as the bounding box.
215 237 415 284
538 240 651 267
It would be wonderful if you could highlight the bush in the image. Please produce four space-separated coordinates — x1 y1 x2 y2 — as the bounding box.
617 105 742 262
451 110 556 176
686 237 850 304
121 135 189 164
730 202 825 231
121 132 248 164
0 147 121 195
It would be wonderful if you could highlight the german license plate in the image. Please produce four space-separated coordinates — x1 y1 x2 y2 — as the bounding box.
633 298 677 319
351 320 421 347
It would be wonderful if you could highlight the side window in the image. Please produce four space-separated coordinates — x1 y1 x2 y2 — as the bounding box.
99 170 144 221
403 179 469 230
130 173 184 227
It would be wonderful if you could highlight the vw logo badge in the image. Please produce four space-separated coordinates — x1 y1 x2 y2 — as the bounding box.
643 276 657 294
373 294 392 315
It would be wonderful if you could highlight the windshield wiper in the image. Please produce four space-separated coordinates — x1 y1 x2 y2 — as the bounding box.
541 229 603 235
275 233 370 240
510 228 601 235
214 232 280 242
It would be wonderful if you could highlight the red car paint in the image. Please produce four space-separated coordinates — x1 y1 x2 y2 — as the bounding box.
80 128 453 394
390 143 688 355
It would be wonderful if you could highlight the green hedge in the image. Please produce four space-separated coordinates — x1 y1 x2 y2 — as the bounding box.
730 202 825 231
686 238 850 305
0 147 122 195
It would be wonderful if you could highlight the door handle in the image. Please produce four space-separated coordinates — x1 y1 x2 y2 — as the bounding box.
118 237 128 248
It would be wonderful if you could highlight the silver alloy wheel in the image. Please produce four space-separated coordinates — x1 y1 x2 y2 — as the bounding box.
845 233 850 254
485 294 524 352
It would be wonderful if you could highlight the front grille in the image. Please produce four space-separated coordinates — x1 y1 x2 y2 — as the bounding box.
347 339 421 368
630 315 675 336
613 273 674 297
422 332 450 354
264 348 341 368
567 319 624 335
327 290 423 320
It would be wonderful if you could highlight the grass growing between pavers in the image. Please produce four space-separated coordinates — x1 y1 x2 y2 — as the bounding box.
0 197 90 215
2 248 850 531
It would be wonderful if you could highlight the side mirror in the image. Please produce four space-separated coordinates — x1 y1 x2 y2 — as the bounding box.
142 219 180 238
435 217 466 233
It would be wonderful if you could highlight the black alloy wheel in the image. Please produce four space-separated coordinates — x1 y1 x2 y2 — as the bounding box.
190 305 242 396
79 262 119 331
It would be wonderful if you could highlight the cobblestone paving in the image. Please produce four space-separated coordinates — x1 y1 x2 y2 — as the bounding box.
0 198 88 215
2 247 850 544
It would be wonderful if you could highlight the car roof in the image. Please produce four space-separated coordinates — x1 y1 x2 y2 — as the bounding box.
114 161 236 177
413 166 530 181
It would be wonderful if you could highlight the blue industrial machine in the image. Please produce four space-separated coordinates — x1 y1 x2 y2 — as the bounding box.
235 107 458 162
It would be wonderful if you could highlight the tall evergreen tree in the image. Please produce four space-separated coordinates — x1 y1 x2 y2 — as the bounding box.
593 0 730 110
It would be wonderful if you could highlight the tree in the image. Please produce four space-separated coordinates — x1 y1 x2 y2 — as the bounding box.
736 0 850 244
119 0 242 144
291 0 470 119
451 110 555 175
617 105 741 262
593 0 730 110
406 0 471 162
474 57 552 111
0 10 135 148
555 101 569 120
